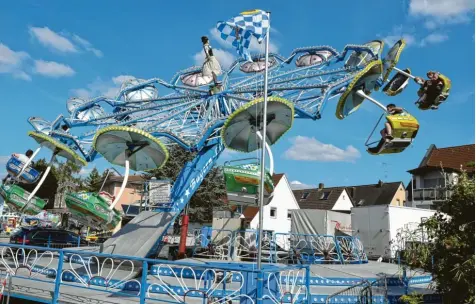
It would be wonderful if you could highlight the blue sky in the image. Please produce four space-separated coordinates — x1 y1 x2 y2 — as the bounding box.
0 0 474 189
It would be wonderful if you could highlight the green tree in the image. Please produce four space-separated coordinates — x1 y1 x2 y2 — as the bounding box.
146 146 227 223
405 173 475 303
84 168 103 192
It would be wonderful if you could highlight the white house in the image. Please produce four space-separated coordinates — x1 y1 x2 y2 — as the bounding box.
292 183 354 212
215 173 300 235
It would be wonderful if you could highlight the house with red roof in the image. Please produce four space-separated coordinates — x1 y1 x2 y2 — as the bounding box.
407 144 475 209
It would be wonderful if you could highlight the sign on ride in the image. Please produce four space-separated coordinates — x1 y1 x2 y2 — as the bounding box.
147 179 171 206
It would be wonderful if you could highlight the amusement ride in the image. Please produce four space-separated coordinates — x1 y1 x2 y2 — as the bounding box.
0 9 451 267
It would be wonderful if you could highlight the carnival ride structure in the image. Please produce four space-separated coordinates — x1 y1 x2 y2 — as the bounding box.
0 10 449 261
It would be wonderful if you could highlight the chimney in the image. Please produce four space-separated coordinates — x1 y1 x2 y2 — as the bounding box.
349 187 356 198
318 183 324 189
377 180 384 187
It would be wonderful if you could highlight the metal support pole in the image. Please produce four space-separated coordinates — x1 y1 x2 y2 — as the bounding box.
109 159 130 210
355 90 387 113
139 261 148 304
178 205 190 259
256 131 274 176
6 274 12 304
52 250 64 303
257 11 271 271
393 67 416 79
16 147 41 179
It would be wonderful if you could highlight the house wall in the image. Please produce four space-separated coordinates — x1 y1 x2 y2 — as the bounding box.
249 175 300 234
389 183 406 206
412 170 457 189
331 190 353 211
103 182 143 211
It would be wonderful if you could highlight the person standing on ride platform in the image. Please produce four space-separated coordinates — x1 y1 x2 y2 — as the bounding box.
414 71 444 110
380 104 403 142
2 149 34 184
201 36 222 87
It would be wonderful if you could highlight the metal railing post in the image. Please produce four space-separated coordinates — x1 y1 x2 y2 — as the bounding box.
48 234 51 248
52 250 64 304
305 265 311 304
77 236 80 248
139 261 148 304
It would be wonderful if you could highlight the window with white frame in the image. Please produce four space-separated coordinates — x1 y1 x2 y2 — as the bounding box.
270 207 277 219
287 211 292 220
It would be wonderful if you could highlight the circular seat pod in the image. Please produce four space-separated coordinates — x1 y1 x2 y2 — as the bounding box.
120 78 158 102
240 57 277 73
93 126 169 171
221 96 294 153
28 131 87 166
382 39 406 82
181 72 214 87
345 40 384 68
67 97 106 122
383 68 411 97
335 60 383 120
295 50 333 67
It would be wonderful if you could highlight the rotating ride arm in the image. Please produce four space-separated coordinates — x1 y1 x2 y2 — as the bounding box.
147 139 224 257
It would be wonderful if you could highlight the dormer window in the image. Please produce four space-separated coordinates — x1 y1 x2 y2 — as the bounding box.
301 192 310 199
320 191 330 200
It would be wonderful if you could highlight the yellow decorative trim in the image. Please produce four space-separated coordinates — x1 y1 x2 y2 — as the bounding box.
221 96 295 153
28 131 87 166
92 126 169 171
382 39 406 83
335 60 383 120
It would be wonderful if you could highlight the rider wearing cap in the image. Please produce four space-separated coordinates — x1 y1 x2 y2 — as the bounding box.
414 71 445 110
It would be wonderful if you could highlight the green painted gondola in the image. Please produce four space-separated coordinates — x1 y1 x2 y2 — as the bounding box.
0 184 46 215
223 163 274 206
65 191 121 231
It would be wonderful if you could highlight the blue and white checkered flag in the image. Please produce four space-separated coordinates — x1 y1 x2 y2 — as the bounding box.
216 9 270 62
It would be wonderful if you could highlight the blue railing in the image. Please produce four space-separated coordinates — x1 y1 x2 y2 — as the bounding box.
0 242 312 304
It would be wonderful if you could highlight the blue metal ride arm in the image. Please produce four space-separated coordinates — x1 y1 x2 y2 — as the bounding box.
146 138 224 257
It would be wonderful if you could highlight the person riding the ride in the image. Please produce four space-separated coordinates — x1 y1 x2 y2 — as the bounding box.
414 71 445 110
2 149 34 184
380 104 403 142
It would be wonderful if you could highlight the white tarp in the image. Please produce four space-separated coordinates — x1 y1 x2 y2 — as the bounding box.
290 209 351 236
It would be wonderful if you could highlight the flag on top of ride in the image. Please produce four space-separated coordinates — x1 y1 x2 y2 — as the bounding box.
216 9 270 62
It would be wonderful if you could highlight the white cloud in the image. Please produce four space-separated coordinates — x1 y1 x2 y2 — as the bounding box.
284 136 361 163
72 34 103 58
193 48 236 70
29 26 103 57
29 26 77 53
290 180 315 190
0 43 31 81
409 0 474 28
34 60 75 77
71 75 135 99
409 0 474 18
112 75 135 86
419 33 449 46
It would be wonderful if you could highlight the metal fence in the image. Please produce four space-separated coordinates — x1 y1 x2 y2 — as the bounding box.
0 242 311 304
